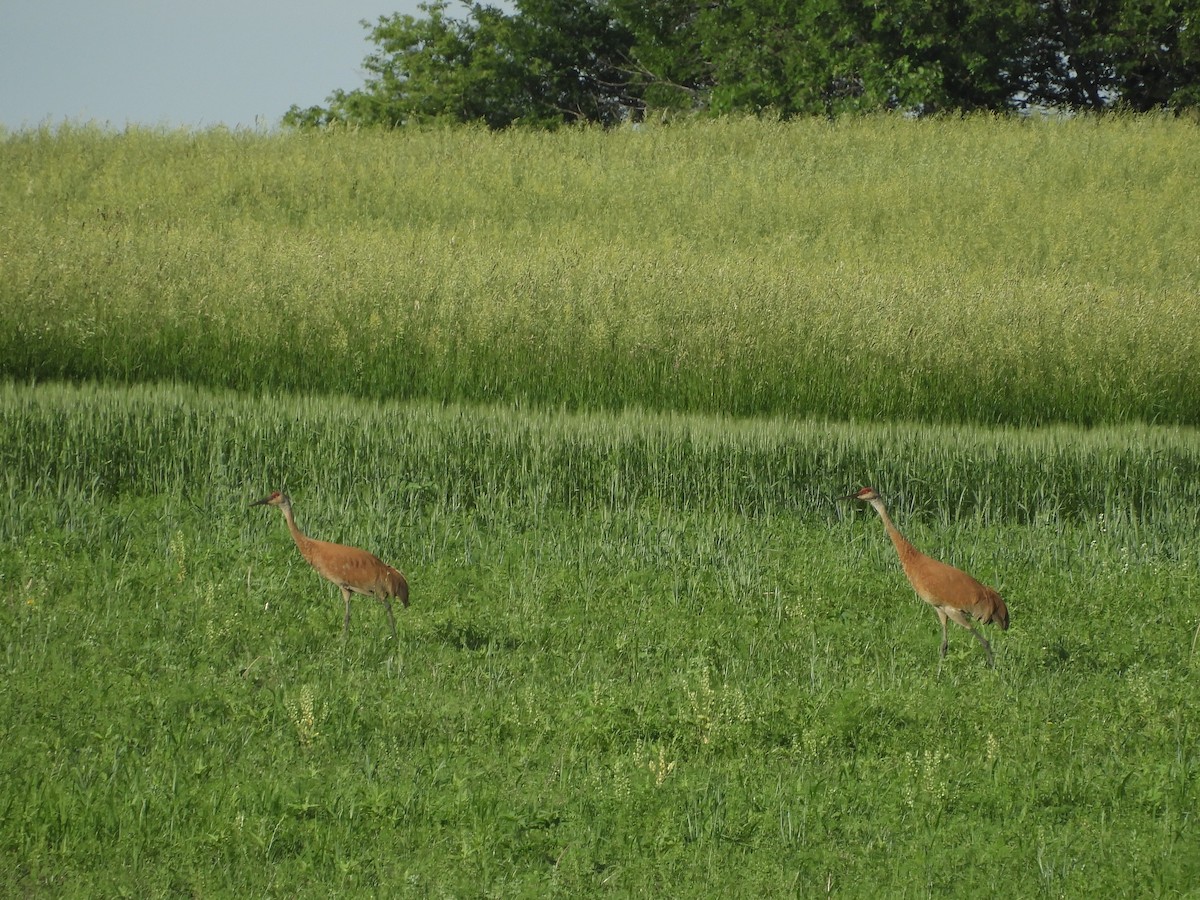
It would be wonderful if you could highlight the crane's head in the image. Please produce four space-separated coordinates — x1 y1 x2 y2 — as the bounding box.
841 486 880 502
251 491 291 509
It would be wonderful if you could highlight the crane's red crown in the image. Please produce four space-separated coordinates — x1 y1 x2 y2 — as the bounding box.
844 486 880 501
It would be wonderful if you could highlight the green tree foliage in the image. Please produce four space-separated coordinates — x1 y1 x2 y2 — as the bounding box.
1105 0 1200 109
684 0 1031 116
285 0 637 128
284 3 526 128
284 0 1200 127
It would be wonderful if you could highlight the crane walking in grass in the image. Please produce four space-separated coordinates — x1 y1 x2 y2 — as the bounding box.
251 491 408 641
841 487 1009 666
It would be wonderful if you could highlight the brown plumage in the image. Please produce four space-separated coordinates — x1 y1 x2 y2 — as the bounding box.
251 491 408 640
842 487 1009 666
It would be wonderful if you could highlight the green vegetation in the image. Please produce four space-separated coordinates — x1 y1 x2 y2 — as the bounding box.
285 0 1200 127
2 120 1199 895
2 382 1199 896
3 117 1200 424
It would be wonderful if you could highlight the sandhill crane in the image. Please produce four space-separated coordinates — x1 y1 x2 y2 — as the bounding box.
841 487 1009 666
251 491 408 641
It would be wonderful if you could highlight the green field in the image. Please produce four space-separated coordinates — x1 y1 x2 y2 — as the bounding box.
2 118 1199 896
3 115 1200 424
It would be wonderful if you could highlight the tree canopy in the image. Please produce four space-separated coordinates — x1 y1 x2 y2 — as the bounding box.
284 0 1200 127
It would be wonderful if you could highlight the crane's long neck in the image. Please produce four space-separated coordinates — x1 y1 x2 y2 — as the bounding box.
279 502 311 552
869 497 920 564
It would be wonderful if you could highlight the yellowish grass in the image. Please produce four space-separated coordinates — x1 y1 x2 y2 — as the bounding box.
2 116 1198 422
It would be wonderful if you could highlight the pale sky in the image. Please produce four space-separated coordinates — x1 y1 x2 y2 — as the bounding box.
0 1 433 131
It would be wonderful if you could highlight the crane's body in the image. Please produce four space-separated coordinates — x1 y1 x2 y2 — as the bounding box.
252 492 408 640
843 487 1008 665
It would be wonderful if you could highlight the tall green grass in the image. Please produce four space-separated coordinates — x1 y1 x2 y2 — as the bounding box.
4 381 1199 531
3 117 1199 424
2 381 1198 896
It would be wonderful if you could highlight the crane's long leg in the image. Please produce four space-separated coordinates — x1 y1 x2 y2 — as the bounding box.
379 596 397 642
341 586 352 636
936 608 950 658
944 607 994 667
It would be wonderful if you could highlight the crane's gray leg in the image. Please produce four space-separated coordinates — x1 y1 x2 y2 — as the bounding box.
945 608 994 667
974 628 994 667
379 595 397 642
937 608 950 658
341 586 352 636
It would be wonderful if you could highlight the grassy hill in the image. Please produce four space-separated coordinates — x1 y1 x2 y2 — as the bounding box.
3 115 1199 424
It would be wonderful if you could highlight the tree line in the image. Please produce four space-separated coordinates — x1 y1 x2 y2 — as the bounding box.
285 0 1200 127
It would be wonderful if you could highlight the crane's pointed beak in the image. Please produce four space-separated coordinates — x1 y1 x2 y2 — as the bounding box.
837 492 861 501
250 495 273 507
